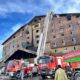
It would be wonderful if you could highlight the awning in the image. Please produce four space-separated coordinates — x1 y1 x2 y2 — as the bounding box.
5 48 37 63
64 57 80 62
63 49 80 62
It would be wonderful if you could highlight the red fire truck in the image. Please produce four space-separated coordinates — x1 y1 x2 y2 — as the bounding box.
63 49 80 80
37 55 68 79
6 60 33 79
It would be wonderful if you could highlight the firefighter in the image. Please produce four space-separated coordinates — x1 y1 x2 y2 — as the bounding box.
32 64 38 77
55 65 68 80
65 65 72 79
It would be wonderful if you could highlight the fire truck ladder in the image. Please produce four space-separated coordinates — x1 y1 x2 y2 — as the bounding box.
35 12 53 63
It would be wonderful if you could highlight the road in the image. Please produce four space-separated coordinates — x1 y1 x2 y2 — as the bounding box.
0 75 70 80
25 76 54 80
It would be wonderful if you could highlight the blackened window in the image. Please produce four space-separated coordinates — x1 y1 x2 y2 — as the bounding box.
74 46 76 50
72 38 74 41
27 37 29 39
36 35 39 38
53 36 56 38
53 43 55 45
72 38 76 44
36 30 39 33
70 31 74 35
76 15 79 18
67 15 71 20
26 31 29 34
39 18 41 20
62 40 64 43
62 40 65 45
27 42 30 44
70 32 72 34
69 24 71 27
37 40 39 43
53 43 57 47
13 45 14 48
52 29 55 32
55 49 58 52
34 19 37 22
13 36 15 38
61 33 64 36
22 28 24 31
17 44 19 47
35 24 38 27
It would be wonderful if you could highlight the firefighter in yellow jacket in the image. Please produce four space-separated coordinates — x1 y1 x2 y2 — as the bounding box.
55 65 68 80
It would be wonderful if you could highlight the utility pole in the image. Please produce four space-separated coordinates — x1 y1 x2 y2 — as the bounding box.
35 11 53 63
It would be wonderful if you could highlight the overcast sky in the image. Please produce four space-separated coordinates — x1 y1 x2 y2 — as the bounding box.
0 0 80 59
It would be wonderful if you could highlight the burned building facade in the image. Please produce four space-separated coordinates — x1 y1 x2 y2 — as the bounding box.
2 13 80 62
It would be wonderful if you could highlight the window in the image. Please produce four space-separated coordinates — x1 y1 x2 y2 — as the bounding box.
58 20 60 23
36 30 39 33
22 28 24 31
69 24 72 28
39 17 41 20
13 36 15 38
26 31 29 34
35 24 38 27
64 48 67 50
62 40 64 43
74 46 76 50
70 31 74 35
63 48 67 52
52 29 56 33
37 40 39 44
53 43 57 47
55 49 58 52
13 45 14 48
60 27 64 30
34 19 37 22
69 24 71 27
70 32 72 34
61 33 64 36
60 27 64 31
72 38 76 44
27 42 30 44
76 15 79 18
62 40 65 45
36 35 39 38
53 36 56 38
27 37 29 39
67 15 71 20
17 44 19 47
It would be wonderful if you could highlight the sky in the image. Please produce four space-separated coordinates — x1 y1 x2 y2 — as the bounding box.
0 0 80 59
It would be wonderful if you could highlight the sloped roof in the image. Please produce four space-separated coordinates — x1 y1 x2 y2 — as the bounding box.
2 15 45 45
2 13 80 45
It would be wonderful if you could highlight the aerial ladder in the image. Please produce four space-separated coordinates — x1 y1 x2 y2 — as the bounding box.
35 12 53 63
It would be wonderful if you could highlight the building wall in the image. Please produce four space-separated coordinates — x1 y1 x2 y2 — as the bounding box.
2 14 80 62
51 45 80 56
50 14 80 49
2 16 45 62
3 29 23 59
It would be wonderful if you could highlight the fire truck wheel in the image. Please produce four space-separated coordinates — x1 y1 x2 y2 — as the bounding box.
41 75 46 79
74 72 80 80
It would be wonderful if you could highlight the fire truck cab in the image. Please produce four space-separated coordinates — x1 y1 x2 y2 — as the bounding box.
37 55 68 79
